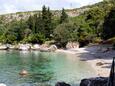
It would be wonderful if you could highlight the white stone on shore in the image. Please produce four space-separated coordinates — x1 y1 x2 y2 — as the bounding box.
39 44 50 52
49 45 57 52
40 48 50 52
31 44 40 50
8 45 19 50
40 45 57 52
0 45 8 50
19 44 31 51
40 44 49 49
66 42 79 49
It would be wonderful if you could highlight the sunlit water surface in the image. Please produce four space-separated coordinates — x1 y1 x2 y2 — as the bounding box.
0 50 96 86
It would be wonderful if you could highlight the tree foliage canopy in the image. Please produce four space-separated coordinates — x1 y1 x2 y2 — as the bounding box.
0 1 114 47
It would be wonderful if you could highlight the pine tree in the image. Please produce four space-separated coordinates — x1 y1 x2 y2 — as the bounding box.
36 13 43 33
46 7 53 38
42 5 47 36
41 5 53 39
33 14 37 33
27 5 53 39
60 8 68 24
27 15 33 30
27 14 37 34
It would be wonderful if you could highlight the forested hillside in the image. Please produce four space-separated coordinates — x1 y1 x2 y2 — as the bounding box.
0 0 115 47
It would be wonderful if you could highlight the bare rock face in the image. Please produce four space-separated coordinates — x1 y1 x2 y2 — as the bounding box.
80 77 108 86
55 82 71 86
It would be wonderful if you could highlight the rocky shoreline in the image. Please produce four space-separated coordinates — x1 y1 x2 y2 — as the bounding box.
0 42 79 51
0 44 57 52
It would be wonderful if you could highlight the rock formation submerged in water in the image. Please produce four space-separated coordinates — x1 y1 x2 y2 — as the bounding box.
80 77 108 86
54 77 109 86
55 82 71 86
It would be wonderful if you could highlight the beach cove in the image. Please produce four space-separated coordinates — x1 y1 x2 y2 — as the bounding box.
0 46 97 86
57 44 114 77
0 44 113 86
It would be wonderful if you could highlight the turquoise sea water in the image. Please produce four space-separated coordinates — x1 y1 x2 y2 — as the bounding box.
0 50 95 86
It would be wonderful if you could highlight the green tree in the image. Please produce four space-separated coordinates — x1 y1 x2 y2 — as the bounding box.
53 22 78 47
35 13 43 33
0 24 6 36
42 6 53 39
27 15 33 30
26 6 53 42
60 8 68 24
102 8 115 39
46 7 53 38
85 7 105 36
23 33 45 44
1 19 28 43
27 15 37 34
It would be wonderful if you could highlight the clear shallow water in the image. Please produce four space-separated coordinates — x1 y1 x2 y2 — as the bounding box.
0 50 96 86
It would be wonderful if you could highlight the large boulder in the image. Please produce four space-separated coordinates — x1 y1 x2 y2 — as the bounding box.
40 48 50 52
19 44 31 51
80 77 108 86
49 45 57 52
55 82 71 86
66 42 79 49
40 44 49 49
0 45 8 50
40 45 57 52
8 45 19 50
31 44 40 50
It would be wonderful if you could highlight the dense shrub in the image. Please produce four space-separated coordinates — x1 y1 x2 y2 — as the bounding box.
22 33 45 44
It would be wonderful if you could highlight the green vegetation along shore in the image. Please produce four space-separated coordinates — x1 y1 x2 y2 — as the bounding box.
0 0 115 48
